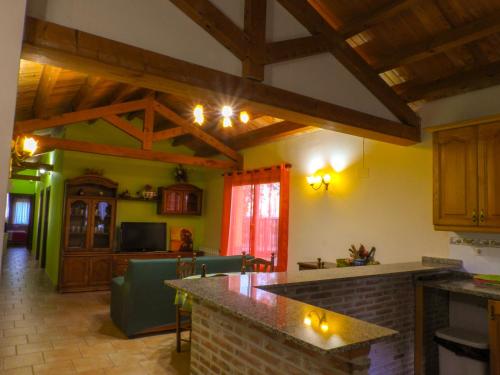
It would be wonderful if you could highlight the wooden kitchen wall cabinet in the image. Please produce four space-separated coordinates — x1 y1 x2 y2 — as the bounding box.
158 184 202 215
432 120 500 232
489 300 500 375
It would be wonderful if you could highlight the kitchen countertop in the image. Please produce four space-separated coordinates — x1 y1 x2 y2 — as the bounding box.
422 277 500 300
165 260 458 355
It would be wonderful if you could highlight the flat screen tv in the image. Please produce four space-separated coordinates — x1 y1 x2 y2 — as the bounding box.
120 222 166 252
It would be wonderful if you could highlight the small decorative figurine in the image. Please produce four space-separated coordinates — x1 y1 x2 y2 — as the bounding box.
174 165 188 183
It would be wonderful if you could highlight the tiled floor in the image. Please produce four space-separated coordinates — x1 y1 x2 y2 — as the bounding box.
0 247 190 375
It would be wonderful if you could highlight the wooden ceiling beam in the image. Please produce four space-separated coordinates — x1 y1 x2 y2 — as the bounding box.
242 0 266 81
10 174 40 182
374 10 500 73
310 0 420 39
277 0 420 128
265 35 330 64
14 99 149 134
33 65 62 119
102 114 144 141
28 134 238 169
15 161 54 171
153 127 187 142
393 60 500 102
197 121 315 156
21 17 419 145
170 0 249 60
153 101 242 163
72 76 115 111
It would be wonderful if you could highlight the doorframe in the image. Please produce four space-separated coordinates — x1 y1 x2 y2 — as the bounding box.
40 187 51 269
6 193 35 249
35 189 45 260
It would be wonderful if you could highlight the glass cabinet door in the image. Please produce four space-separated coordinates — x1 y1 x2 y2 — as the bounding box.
184 191 201 215
92 200 114 250
67 200 89 250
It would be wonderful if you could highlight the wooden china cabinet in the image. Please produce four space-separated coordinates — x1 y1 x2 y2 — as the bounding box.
158 184 203 215
58 175 118 292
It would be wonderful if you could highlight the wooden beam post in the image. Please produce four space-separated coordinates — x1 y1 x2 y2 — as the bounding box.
9 174 40 182
242 0 267 81
143 98 154 150
102 115 145 142
27 135 238 169
276 0 420 128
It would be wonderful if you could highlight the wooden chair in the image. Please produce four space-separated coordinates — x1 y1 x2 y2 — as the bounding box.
241 252 275 273
175 255 196 353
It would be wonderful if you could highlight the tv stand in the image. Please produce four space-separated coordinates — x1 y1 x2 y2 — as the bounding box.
112 251 203 278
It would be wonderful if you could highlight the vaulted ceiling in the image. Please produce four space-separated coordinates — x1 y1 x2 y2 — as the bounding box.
309 0 500 105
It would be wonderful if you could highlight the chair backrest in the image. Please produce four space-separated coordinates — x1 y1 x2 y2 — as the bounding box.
176 255 196 279
241 252 275 273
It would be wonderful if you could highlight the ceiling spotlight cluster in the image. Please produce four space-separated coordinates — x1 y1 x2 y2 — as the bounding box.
192 104 250 128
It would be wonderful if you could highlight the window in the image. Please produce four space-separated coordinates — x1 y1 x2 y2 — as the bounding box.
221 165 290 271
12 199 31 225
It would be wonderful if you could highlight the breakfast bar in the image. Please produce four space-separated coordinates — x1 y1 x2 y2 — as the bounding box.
166 258 460 374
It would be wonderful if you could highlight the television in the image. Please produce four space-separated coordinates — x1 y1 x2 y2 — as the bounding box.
120 222 166 252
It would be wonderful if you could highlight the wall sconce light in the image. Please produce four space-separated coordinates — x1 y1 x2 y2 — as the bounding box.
304 311 330 333
306 173 331 191
11 136 38 166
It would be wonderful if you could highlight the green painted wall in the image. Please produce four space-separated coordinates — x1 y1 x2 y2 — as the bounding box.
37 118 224 285
9 176 37 195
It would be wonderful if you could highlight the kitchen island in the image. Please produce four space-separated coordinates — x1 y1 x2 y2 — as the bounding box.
166 259 460 375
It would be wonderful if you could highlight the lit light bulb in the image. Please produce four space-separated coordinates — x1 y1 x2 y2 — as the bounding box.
221 105 233 118
22 137 38 156
314 175 322 184
222 117 232 128
320 320 329 333
239 111 250 124
323 174 331 184
193 104 204 125
39 168 46 175
303 315 312 326
306 176 315 185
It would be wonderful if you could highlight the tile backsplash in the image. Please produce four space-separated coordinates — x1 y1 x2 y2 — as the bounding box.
449 233 500 274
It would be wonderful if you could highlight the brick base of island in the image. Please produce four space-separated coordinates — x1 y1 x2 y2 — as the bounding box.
166 259 460 375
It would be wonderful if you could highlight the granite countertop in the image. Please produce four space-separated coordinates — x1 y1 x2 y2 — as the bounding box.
422 278 500 300
165 260 458 355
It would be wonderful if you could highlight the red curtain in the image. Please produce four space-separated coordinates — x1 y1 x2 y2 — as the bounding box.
220 164 290 271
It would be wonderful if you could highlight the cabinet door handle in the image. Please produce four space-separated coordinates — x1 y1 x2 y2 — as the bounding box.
480 210 485 223
472 210 477 224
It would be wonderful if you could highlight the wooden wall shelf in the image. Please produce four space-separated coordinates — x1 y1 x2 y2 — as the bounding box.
118 197 158 203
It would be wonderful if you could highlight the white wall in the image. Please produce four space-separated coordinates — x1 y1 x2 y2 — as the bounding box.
214 129 450 269
418 85 500 274
0 0 27 270
26 0 397 122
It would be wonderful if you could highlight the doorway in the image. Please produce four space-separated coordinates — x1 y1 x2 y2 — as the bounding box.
35 189 45 260
40 187 51 269
5 193 35 249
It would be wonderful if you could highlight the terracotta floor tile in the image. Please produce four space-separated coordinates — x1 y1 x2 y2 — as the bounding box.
32 359 76 375
1 248 189 375
3 352 44 370
0 366 34 375
42 348 82 363
71 355 113 373
0 346 16 358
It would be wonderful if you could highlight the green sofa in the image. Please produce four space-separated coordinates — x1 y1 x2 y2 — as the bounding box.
110 255 247 337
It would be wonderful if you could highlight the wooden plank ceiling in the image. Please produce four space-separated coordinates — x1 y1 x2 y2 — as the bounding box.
15 59 314 157
309 0 500 105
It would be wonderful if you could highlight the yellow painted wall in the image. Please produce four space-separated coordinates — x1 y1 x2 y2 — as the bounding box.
205 129 449 269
